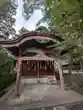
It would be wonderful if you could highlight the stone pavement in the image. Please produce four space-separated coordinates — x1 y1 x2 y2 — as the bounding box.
0 84 83 110
8 84 49 105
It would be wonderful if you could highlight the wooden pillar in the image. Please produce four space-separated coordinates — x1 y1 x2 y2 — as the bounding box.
53 61 57 81
54 61 64 91
37 61 40 82
58 64 64 91
16 56 22 96
45 61 47 76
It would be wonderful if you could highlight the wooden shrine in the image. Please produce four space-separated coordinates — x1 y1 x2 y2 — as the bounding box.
0 32 65 95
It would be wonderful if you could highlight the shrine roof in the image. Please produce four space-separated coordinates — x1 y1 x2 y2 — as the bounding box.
0 32 63 45
0 32 63 56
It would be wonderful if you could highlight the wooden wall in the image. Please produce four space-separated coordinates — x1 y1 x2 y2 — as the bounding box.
21 60 55 77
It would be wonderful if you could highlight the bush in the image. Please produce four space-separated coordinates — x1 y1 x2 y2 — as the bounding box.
0 74 16 96
0 48 16 96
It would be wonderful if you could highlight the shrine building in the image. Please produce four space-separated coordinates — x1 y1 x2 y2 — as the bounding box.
0 32 67 95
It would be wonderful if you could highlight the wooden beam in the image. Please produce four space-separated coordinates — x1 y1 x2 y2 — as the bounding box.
21 56 55 61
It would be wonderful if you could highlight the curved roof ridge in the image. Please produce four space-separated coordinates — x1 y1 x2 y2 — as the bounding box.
0 32 63 44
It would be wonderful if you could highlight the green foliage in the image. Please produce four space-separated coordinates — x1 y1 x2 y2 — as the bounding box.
0 0 17 38
35 26 49 33
0 74 16 97
0 74 15 91
0 48 16 74
19 27 29 35
0 48 16 96
45 0 80 35
44 0 83 63
0 0 9 7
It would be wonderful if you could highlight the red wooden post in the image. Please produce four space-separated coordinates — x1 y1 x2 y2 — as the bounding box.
37 61 40 83
16 56 22 96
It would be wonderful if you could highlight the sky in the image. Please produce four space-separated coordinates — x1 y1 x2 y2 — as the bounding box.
14 0 43 34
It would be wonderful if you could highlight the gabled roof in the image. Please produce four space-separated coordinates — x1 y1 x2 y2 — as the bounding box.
0 32 63 44
0 32 63 56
